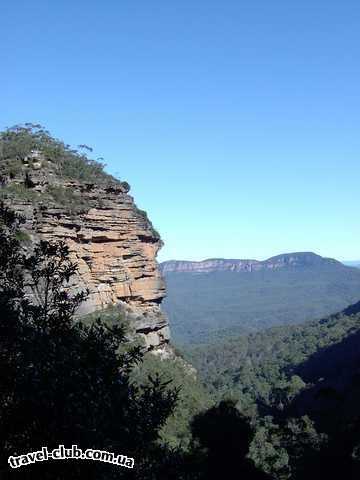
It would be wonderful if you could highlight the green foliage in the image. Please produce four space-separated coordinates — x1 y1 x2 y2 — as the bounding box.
179 300 360 479
0 183 93 215
0 123 119 185
14 229 31 242
0 125 162 233
81 305 128 328
184 306 360 410
0 183 40 202
46 185 91 214
131 353 213 449
5 158 23 177
80 305 145 355
163 266 360 345
2 201 360 478
249 415 326 480
0 204 179 479
249 417 290 480
189 400 272 479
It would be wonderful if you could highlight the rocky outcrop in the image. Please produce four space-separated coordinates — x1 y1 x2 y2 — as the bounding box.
160 253 341 274
1 165 171 355
160 258 258 274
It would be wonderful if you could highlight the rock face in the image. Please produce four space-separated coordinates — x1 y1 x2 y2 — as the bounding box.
1 166 171 355
160 253 341 274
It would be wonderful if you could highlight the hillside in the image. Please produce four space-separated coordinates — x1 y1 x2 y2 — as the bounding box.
0 124 170 354
161 253 360 345
184 301 360 411
2 125 360 478
181 301 360 478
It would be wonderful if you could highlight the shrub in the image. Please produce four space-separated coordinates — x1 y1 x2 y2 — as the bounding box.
0 204 179 479
47 185 91 214
0 124 119 185
14 229 31 242
0 183 39 202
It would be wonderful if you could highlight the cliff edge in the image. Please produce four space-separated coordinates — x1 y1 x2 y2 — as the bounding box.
0 125 170 355
160 252 342 274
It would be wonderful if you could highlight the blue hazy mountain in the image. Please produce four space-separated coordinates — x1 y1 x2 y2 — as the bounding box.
343 261 360 268
160 253 360 345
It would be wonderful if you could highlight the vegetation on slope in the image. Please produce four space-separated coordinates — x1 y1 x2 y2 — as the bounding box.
184 304 360 409
0 124 161 236
82 307 213 449
2 199 360 478
177 302 360 479
163 266 360 344
0 204 178 479
0 123 118 185
131 352 212 449
0 203 273 479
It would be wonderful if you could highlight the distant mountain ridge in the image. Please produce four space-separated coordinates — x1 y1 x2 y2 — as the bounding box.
161 252 360 345
343 261 360 268
160 252 341 275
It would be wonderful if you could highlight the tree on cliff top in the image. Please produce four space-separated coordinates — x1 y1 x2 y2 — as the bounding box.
0 123 120 185
0 203 178 480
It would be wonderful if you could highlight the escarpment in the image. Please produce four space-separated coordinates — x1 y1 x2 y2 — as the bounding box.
0 147 171 355
160 253 342 274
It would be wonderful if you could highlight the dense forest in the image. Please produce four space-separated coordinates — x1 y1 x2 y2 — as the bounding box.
1 125 360 479
180 302 360 478
184 304 360 409
3 201 360 478
162 266 360 345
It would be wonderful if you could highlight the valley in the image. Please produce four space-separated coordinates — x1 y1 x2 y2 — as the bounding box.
161 253 360 345
1 124 360 479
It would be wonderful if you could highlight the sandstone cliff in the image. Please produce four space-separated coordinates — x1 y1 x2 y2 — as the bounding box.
0 150 171 355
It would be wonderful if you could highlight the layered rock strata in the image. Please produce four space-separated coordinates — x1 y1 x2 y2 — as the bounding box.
1 167 170 354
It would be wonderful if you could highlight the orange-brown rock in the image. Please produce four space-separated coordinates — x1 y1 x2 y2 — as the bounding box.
3 169 171 354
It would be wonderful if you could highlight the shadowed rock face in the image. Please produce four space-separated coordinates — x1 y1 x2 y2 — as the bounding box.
2 168 171 354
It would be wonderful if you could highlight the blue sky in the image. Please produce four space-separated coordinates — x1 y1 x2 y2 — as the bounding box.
1 1 359 261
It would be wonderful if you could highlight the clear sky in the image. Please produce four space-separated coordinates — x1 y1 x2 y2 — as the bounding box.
1 1 359 262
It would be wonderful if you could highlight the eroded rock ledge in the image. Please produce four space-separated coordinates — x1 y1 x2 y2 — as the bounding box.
2 169 171 355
